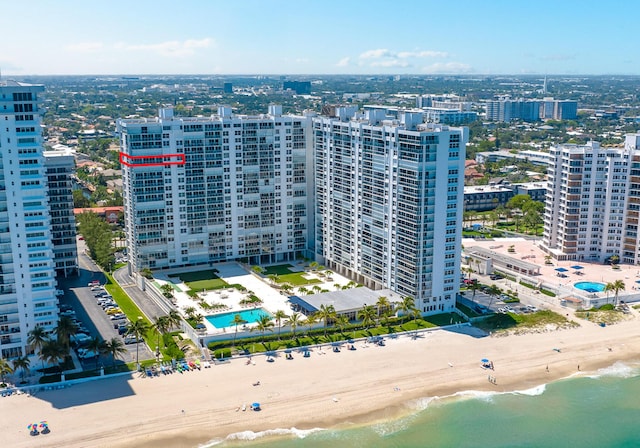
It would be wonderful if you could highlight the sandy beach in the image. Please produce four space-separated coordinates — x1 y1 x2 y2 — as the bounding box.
3 315 640 448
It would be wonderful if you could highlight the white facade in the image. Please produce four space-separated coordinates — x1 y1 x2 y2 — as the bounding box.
542 135 640 263
118 106 314 273
0 82 58 359
313 108 468 315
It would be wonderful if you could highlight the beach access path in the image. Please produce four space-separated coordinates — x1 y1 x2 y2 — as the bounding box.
3 315 640 448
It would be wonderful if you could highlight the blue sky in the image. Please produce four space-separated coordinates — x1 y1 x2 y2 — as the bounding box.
2 0 638 76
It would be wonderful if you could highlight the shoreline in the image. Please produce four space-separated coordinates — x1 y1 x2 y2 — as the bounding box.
2 318 640 448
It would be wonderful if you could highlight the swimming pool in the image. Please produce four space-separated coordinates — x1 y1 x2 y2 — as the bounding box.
205 308 273 329
574 281 605 293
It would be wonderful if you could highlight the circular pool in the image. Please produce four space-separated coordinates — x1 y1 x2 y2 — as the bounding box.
574 281 605 293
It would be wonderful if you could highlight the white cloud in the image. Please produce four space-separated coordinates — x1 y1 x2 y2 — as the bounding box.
359 48 395 59
422 62 473 74
336 57 351 67
295 58 309 64
371 59 410 68
65 42 104 53
116 38 214 57
397 50 448 59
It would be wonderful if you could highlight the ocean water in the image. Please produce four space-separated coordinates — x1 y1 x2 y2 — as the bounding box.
201 362 640 448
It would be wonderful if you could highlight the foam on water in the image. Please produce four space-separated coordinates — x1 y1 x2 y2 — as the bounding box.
197 438 225 448
512 384 547 396
588 361 638 379
225 427 325 442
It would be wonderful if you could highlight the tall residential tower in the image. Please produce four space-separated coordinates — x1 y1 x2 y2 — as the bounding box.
117 106 313 274
0 82 58 359
313 108 468 314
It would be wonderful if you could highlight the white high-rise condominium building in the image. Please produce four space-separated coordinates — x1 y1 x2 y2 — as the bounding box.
0 82 58 359
543 134 640 263
117 106 313 273
313 108 468 315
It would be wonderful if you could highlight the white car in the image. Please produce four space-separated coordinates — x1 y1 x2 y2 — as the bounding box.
55 289 64 297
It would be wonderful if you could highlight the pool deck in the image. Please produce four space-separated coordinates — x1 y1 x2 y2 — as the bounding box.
154 262 353 338
465 237 640 307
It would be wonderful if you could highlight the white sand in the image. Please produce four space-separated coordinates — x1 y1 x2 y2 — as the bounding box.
3 316 640 448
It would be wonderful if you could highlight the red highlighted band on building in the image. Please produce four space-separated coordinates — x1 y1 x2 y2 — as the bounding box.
119 152 185 168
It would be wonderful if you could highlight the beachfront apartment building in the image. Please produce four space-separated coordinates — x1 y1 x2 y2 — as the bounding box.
485 99 541 122
542 134 640 264
117 106 314 274
312 108 468 315
0 82 58 359
43 147 78 277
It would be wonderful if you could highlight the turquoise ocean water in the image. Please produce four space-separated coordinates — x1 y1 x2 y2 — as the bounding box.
201 362 640 448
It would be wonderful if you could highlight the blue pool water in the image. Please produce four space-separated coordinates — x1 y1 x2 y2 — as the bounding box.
574 281 606 293
205 308 273 328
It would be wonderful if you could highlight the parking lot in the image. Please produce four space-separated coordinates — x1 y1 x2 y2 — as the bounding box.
56 239 152 370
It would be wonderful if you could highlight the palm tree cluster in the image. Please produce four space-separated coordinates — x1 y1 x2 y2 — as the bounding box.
233 295 422 347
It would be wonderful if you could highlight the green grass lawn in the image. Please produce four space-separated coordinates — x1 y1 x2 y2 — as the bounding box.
475 310 576 333
187 277 229 291
263 264 294 275
277 272 322 286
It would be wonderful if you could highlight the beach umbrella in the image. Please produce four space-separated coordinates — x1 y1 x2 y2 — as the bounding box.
252 402 260 408
284 348 292 354
555 267 568 272
481 358 490 363
570 265 583 270
347 339 354 344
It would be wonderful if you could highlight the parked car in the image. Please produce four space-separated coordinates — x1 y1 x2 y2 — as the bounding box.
124 335 140 344
90 286 103 292
110 313 126 321
78 349 99 359
88 280 100 287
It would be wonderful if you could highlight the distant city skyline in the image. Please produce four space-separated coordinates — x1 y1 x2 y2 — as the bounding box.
3 0 639 76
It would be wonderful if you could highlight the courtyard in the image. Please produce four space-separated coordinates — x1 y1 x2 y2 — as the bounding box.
464 237 640 308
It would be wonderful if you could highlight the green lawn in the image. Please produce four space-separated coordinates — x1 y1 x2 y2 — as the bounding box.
278 272 322 286
475 310 577 333
263 264 294 275
187 277 229 291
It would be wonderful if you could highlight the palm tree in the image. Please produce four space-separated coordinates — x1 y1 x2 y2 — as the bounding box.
280 283 293 295
86 336 106 370
285 312 302 338
167 309 182 331
40 339 66 373
297 287 309 295
469 281 480 304
357 305 377 329
152 315 171 356
0 358 13 385
183 306 198 321
231 314 247 347
27 326 48 370
273 310 288 340
315 304 336 337
104 337 127 368
463 265 475 279
335 314 350 335
267 273 279 285
12 356 30 383
487 284 502 309
126 319 150 370
375 296 390 322
160 283 175 299
396 297 417 319
304 313 318 336
604 280 625 306
250 315 274 343
55 316 78 352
